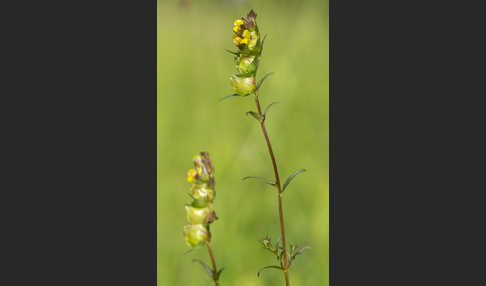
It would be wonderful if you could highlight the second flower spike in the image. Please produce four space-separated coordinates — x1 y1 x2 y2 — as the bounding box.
183 152 217 248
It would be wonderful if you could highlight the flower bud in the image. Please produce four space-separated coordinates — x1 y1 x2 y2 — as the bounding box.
185 205 211 225
263 239 271 249
230 75 256 96
184 224 209 248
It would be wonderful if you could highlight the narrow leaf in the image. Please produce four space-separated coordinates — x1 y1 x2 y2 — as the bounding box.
257 265 283 278
219 94 240 102
192 259 214 278
246 110 262 121
225 49 239 56
259 34 268 55
256 72 275 90
242 176 276 186
295 245 311 255
282 168 307 192
289 246 311 267
263 102 279 118
182 248 194 256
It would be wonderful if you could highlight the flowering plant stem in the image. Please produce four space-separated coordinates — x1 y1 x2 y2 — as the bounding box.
254 92 290 286
207 242 219 286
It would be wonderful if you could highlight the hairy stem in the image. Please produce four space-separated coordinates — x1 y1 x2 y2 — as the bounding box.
254 92 290 286
207 242 219 286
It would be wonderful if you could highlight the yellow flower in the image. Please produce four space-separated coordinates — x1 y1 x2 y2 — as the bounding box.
234 30 251 46
242 29 250 38
234 19 244 26
240 30 251 44
187 168 197 182
233 19 244 33
233 36 242 46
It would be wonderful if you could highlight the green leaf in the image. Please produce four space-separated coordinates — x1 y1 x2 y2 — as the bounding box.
182 248 194 256
246 110 262 121
294 246 311 256
282 168 307 192
257 265 283 278
242 176 276 186
289 245 311 267
225 49 239 56
263 102 279 118
256 72 274 90
275 238 281 249
214 267 225 281
192 259 214 278
259 34 268 56
219 94 240 102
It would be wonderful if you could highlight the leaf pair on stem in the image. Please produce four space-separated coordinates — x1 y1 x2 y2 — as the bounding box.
242 168 307 193
257 236 311 278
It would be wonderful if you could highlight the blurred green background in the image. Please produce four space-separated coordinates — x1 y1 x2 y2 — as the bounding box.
158 0 329 285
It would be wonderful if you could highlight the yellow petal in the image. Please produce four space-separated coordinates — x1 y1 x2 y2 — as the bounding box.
233 36 242 46
234 19 244 26
187 168 197 182
242 29 250 39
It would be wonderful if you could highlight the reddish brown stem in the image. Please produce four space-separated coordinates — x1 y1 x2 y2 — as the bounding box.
207 242 219 286
254 93 290 286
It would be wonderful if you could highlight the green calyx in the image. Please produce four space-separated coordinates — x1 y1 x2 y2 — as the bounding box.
230 75 256 96
192 184 214 202
184 224 209 248
237 55 258 76
186 205 212 225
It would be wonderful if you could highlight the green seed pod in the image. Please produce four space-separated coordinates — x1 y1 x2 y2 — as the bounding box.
184 224 209 248
185 205 211 224
230 75 256 96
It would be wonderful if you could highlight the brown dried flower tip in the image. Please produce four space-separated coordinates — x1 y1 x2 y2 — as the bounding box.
243 9 257 29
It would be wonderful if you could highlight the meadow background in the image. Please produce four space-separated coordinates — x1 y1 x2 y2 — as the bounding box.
158 0 329 285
